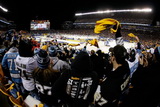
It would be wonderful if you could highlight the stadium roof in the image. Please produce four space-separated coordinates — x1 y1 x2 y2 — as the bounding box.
0 0 159 30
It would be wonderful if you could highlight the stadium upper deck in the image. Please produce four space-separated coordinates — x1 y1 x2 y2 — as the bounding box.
75 11 153 24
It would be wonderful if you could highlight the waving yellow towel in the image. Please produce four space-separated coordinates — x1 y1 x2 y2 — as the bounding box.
94 18 120 34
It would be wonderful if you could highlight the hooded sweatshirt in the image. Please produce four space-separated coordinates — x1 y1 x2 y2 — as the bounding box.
52 51 99 107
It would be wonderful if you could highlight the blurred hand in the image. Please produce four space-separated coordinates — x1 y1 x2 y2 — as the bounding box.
134 36 139 42
139 56 148 67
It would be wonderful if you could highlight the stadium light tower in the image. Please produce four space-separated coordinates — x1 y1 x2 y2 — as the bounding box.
0 5 8 12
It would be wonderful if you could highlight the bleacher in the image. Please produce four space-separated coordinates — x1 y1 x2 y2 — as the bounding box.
74 11 154 28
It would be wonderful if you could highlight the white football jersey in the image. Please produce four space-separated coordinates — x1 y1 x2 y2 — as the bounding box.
16 55 38 91
127 53 139 78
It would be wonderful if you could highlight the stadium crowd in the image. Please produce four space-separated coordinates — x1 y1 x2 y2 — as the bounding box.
0 27 160 107
75 12 153 24
30 28 160 47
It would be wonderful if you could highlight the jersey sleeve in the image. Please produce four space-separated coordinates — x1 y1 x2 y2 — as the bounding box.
1 54 11 79
2 54 8 69
27 58 38 72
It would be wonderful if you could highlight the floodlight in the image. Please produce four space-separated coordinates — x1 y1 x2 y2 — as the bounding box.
75 8 152 16
0 5 8 12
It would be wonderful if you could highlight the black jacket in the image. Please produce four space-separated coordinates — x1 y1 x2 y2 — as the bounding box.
90 53 105 79
95 61 130 107
127 61 160 107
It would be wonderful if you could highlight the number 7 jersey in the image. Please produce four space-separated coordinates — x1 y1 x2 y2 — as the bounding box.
15 55 38 91
2 48 20 83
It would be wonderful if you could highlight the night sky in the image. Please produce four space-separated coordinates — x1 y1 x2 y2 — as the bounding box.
0 0 159 30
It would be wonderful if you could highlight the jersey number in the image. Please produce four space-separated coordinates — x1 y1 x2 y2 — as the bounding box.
17 67 30 80
8 59 18 71
95 93 108 106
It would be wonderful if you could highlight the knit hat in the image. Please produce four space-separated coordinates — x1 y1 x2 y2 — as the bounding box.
34 48 40 55
150 48 154 54
36 49 50 69
48 46 57 57
71 51 92 72
41 45 48 51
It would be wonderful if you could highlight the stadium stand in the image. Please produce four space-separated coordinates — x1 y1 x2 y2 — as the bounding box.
1 5 160 107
